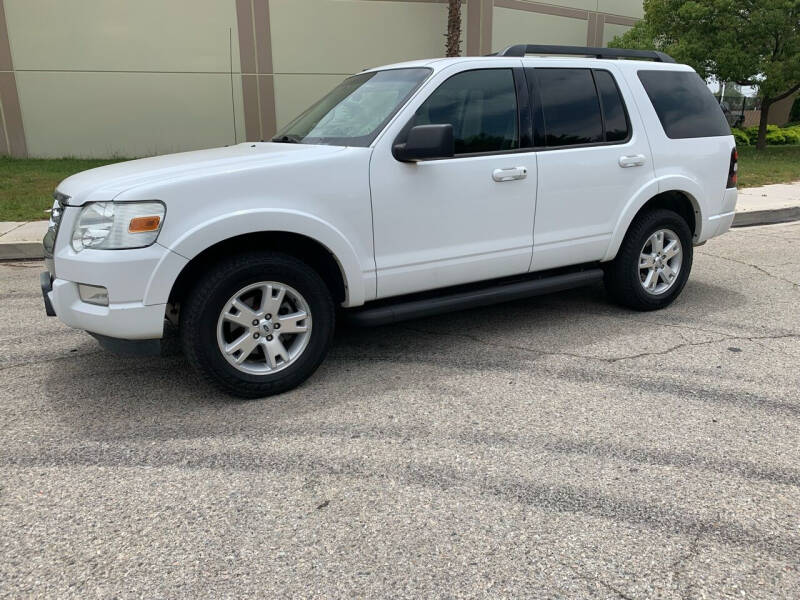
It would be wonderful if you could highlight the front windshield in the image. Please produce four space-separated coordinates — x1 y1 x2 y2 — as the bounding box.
273 68 431 147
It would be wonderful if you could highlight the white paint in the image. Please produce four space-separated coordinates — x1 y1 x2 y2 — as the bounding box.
48 55 736 342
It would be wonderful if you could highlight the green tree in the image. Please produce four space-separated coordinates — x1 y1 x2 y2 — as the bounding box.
610 0 800 149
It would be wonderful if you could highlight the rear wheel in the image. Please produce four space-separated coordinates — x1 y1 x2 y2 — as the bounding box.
180 252 335 398
604 208 693 311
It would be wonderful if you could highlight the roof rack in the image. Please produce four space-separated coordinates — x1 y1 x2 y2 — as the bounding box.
493 44 675 63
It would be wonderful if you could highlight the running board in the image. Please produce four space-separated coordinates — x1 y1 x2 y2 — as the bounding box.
346 269 604 327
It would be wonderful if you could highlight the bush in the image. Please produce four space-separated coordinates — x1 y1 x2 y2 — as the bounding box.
766 129 787 145
731 128 750 146
743 124 800 146
783 128 800 145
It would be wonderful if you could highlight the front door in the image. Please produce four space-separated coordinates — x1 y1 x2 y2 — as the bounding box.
370 66 537 299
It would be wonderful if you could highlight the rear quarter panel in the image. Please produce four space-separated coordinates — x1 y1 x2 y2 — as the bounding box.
619 64 735 244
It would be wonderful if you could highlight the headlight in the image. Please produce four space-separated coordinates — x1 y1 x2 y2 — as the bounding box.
71 201 165 252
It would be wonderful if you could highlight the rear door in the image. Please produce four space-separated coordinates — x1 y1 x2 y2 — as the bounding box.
528 65 655 271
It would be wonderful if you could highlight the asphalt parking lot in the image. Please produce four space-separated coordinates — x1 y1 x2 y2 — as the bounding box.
1 222 799 598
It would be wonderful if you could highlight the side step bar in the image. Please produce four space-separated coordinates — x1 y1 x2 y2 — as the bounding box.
346 269 604 327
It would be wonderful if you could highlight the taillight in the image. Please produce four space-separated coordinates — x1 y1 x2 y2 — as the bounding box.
727 147 738 188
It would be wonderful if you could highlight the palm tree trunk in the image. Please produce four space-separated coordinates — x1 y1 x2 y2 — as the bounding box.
446 0 461 57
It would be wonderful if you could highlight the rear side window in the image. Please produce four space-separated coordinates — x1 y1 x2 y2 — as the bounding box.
638 70 730 139
536 69 603 146
594 70 629 142
412 69 519 154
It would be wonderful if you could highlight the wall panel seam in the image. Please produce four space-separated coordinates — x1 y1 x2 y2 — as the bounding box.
0 95 9 155
494 0 589 20
0 0 25 156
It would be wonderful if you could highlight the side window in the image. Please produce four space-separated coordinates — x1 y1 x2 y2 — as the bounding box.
535 68 603 147
638 70 730 139
594 70 629 142
412 69 519 154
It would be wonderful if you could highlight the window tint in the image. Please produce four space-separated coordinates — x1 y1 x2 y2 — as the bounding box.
536 69 603 147
594 70 629 142
638 70 730 139
413 69 518 154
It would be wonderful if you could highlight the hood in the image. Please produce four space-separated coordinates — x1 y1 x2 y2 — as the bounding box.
57 142 345 205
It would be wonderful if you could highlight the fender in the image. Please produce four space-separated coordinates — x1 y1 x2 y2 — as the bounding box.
602 175 705 262
142 209 372 307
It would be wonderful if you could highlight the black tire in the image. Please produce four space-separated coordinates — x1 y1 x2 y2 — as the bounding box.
604 208 693 311
180 252 335 398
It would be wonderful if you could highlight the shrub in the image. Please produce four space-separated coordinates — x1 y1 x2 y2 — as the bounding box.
782 126 800 145
743 124 800 145
731 128 750 146
766 129 787 145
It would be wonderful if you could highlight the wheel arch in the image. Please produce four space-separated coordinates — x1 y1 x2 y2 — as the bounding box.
143 210 370 308
603 182 704 262
165 231 349 313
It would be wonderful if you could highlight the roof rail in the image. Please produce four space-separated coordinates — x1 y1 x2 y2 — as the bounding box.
493 44 675 63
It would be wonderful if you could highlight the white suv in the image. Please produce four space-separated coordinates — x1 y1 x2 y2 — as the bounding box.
41 45 738 398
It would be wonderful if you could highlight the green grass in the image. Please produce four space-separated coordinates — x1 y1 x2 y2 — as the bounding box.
738 146 800 188
0 157 127 221
1 146 799 221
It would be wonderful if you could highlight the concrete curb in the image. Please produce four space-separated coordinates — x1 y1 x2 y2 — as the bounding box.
1 208 799 261
731 207 800 228
0 241 44 260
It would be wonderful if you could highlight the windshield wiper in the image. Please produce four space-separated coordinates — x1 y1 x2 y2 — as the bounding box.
271 134 303 144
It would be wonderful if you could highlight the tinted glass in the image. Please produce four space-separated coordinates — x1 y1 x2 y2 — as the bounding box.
638 70 730 139
413 69 518 154
594 70 629 142
536 69 603 147
275 68 431 147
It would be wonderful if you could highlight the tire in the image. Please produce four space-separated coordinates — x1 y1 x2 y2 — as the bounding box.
180 252 335 398
604 208 693 311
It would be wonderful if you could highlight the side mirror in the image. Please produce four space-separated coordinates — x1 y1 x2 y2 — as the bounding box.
393 124 454 162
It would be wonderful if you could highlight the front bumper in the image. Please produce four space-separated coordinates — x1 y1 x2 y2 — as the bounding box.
41 270 166 355
40 271 56 316
43 275 167 339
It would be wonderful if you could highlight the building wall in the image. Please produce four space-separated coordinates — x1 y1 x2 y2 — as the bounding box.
0 0 642 158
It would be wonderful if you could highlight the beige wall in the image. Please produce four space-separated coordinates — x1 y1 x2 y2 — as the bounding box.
3 0 245 158
602 22 632 45
269 0 467 129
493 7 589 50
0 0 642 158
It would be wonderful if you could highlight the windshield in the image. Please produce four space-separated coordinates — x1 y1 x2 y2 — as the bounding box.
273 68 431 147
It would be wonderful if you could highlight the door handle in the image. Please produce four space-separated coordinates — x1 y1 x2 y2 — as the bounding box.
619 154 646 168
492 166 527 182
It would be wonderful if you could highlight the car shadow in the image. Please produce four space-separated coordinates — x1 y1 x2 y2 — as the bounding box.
41 279 749 438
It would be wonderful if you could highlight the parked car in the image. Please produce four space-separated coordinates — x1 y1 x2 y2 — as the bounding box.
42 44 738 398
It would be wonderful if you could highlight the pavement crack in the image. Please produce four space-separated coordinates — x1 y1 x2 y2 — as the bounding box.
698 250 799 287
560 562 635 600
0 222 28 239
609 332 800 363
400 326 610 362
669 533 702 600
402 327 800 365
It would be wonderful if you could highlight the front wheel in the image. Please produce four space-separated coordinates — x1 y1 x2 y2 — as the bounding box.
180 252 335 398
604 208 693 311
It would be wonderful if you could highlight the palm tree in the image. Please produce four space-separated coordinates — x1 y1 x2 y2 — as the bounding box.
446 0 461 57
